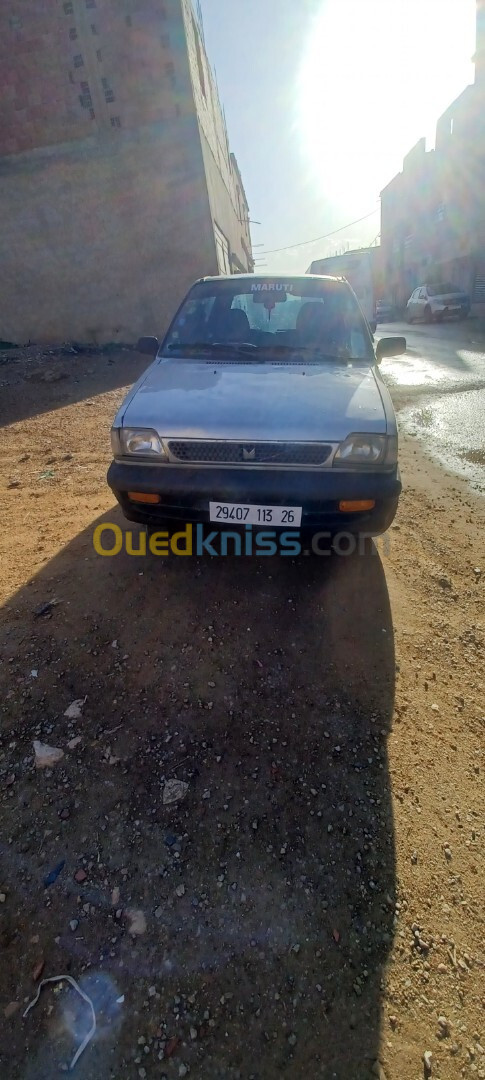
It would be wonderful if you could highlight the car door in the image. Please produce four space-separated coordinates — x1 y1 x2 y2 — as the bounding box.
414 287 427 319
408 289 418 316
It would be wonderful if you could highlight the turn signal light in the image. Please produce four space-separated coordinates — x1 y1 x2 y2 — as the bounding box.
339 499 375 512
127 491 160 504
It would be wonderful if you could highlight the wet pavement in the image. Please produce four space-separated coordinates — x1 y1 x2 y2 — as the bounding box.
377 320 485 494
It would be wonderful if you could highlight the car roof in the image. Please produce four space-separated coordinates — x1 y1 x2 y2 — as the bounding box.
418 283 458 289
193 273 345 285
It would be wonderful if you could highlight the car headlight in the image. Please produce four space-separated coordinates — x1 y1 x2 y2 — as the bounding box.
333 433 397 467
112 427 167 459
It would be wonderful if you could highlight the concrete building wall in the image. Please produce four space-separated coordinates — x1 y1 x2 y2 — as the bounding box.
0 121 216 343
181 0 252 274
0 0 187 154
380 2 485 312
0 0 251 344
475 0 485 85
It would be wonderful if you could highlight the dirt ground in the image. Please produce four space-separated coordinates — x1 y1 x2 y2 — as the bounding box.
0 347 483 1080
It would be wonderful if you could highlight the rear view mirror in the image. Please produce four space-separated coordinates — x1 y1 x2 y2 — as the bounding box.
376 336 406 363
251 289 287 304
137 336 159 357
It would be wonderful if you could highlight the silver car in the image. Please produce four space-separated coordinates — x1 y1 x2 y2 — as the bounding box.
108 275 405 537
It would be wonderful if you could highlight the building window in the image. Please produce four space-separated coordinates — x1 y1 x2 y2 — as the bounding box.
63 2 74 14
73 54 84 68
85 0 96 8
101 77 115 103
69 27 78 40
125 15 132 27
165 62 174 76
110 116 121 128
161 33 170 48
80 82 92 109
9 15 23 29
214 223 231 275
90 108 96 120
174 103 181 117
91 23 98 34
160 6 167 18
96 49 102 61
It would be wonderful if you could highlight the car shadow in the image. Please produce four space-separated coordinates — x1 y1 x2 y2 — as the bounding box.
0 349 149 429
0 512 396 1080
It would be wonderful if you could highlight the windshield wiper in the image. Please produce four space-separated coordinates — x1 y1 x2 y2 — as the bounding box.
246 343 354 362
166 340 259 355
165 341 363 362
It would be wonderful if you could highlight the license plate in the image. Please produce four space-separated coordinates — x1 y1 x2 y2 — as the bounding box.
209 502 302 527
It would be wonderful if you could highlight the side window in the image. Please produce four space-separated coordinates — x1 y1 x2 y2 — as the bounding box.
171 297 215 342
419 288 427 299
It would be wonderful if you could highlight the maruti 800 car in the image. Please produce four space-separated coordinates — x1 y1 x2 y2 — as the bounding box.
108 275 405 537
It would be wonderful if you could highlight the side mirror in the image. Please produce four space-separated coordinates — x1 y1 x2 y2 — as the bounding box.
376 336 406 363
137 335 159 357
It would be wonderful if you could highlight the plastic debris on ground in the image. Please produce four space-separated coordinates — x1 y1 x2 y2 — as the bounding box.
23 975 96 1070
43 860 65 887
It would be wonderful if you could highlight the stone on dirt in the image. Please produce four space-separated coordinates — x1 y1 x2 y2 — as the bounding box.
33 740 64 768
4 1002 20 1019
64 698 85 719
126 909 147 936
162 779 189 806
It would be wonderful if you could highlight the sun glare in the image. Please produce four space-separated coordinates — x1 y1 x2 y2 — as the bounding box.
298 0 476 212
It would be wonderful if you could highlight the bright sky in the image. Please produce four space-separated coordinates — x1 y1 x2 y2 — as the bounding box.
199 0 476 273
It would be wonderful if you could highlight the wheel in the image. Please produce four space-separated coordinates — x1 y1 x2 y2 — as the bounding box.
424 305 432 323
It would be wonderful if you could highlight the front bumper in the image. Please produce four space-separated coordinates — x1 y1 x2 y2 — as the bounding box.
107 461 401 536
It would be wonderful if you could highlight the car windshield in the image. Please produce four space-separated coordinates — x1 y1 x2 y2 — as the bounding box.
427 283 460 296
162 277 374 362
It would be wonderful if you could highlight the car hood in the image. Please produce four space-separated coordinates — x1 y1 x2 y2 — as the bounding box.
119 357 389 441
433 292 468 302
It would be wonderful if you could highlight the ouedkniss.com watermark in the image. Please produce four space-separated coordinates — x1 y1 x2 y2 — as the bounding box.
93 523 391 557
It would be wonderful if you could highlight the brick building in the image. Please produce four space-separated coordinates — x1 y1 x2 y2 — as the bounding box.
0 0 252 343
380 0 485 312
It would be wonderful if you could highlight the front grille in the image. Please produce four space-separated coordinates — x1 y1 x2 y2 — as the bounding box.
167 440 333 466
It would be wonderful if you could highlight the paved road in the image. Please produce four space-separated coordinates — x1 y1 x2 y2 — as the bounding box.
376 319 485 494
